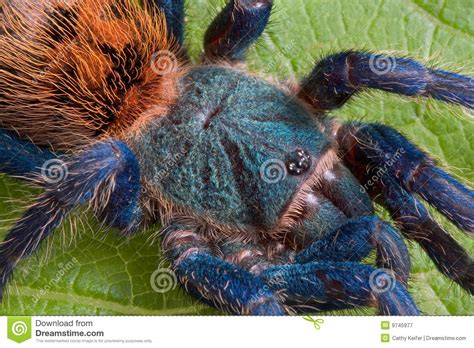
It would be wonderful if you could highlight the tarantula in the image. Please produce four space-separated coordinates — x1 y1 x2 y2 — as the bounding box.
0 0 473 315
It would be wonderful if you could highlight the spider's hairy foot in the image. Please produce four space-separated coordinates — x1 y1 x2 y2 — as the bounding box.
262 263 420 316
0 129 56 178
178 253 285 315
382 179 474 294
163 221 286 315
295 216 410 284
0 140 142 300
337 122 474 293
300 51 474 111
204 0 273 62
338 123 474 234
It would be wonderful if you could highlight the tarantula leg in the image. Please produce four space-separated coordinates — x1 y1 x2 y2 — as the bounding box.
0 139 142 299
218 240 273 275
144 0 186 47
295 216 410 284
338 122 474 234
381 178 474 294
162 220 285 315
337 122 474 292
203 0 273 63
0 129 56 178
299 51 474 111
262 262 420 315
318 162 374 217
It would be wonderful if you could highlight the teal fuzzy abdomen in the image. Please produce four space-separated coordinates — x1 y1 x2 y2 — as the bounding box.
131 66 331 229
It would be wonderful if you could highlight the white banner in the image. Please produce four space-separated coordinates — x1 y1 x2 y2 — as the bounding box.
0 316 471 347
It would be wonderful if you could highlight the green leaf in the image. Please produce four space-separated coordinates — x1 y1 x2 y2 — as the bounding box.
1 0 472 315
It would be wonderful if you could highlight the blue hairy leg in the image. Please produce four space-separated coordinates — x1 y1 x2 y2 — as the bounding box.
162 220 285 315
0 140 142 299
96 143 142 234
262 262 420 315
338 123 474 234
204 0 273 62
145 0 185 46
295 215 411 284
0 129 56 177
336 123 474 292
284 191 348 248
218 240 273 275
380 178 474 293
280 159 375 249
300 51 474 111
318 162 374 217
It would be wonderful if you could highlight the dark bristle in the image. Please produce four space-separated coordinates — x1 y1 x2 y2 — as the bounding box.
100 1 125 20
0 5 4 36
99 43 121 66
44 6 78 47
100 43 145 92
50 40 149 134
98 43 145 132
53 64 78 105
